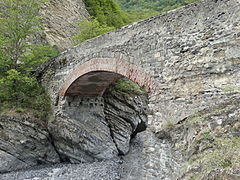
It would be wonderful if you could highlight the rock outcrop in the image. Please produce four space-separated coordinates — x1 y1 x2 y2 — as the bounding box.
48 79 149 163
155 94 240 180
49 97 119 163
0 112 60 173
104 80 148 154
0 79 149 173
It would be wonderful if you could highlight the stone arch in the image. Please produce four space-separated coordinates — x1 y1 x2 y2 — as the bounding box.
60 58 156 97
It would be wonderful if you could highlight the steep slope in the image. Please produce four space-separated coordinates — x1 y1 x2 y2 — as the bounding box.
40 0 90 51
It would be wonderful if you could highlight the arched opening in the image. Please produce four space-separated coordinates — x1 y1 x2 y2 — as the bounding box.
50 58 155 163
63 71 123 97
59 58 156 97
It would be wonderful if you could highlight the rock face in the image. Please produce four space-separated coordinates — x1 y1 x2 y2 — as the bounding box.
103 81 148 154
49 97 119 163
0 79 148 173
40 0 89 51
48 80 149 163
155 94 240 180
0 113 60 173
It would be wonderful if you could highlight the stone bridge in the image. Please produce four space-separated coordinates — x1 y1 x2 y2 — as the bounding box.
40 0 240 120
37 0 240 173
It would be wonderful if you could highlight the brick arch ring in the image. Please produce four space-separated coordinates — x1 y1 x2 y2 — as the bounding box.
60 58 157 97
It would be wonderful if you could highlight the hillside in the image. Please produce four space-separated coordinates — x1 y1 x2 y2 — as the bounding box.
115 0 198 20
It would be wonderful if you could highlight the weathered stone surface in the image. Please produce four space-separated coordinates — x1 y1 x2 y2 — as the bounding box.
40 0 89 51
49 80 149 162
49 97 119 163
0 113 60 173
103 80 148 154
155 94 240 180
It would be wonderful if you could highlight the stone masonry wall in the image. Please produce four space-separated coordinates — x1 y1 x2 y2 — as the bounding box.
39 0 240 127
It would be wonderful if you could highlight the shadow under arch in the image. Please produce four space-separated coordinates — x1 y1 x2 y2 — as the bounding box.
60 58 156 97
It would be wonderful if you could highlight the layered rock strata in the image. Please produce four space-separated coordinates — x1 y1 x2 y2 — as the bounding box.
104 83 148 155
0 83 148 173
0 113 60 173
40 0 89 51
49 97 119 163
49 81 148 162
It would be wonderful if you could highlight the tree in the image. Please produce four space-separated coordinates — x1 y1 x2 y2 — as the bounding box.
73 0 130 44
0 0 58 115
1 0 41 68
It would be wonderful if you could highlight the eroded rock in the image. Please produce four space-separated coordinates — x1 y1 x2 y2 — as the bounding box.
0 113 60 173
49 97 119 163
156 95 240 180
40 0 90 51
103 79 149 155
49 79 149 162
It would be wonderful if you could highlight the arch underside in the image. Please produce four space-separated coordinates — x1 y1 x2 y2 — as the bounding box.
65 71 123 96
60 58 156 97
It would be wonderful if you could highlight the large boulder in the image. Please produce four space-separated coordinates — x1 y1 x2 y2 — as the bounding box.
49 97 119 163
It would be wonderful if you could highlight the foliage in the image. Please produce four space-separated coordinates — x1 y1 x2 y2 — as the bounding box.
22 44 59 68
75 0 198 43
115 0 198 12
0 70 51 117
115 0 198 21
84 0 130 28
73 19 115 44
0 0 57 117
73 0 130 44
0 0 47 69
109 78 146 97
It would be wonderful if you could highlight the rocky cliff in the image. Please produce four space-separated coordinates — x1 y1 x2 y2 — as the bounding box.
49 79 148 163
0 111 59 173
156 94 240 180
40 0 89 51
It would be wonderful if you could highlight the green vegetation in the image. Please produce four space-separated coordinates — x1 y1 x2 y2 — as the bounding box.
115 0 198 21
73 0 130 44
108 78 146 97
84 0 129 28
0 0 58 118
73 19 115 44
114 78 145 93
74 0 198 43
190 136 240 177
165 121 174 129
223 87 235 93
182 98 240 179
